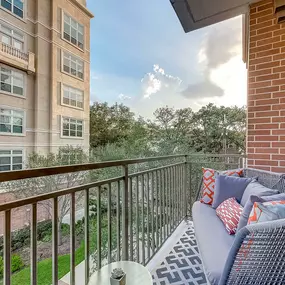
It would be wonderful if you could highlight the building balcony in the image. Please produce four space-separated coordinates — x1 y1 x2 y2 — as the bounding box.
0 154 284 285
0 42 35 74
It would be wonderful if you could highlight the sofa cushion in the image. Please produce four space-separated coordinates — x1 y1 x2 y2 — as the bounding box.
216 198 243 235
192 201 235 285
201 168 244 205
240 181 279 207
248 200 285 225
237 193 285 231
212 175 252 209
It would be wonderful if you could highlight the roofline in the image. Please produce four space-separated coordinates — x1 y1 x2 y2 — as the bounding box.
69 0 94 18
171 0 249 33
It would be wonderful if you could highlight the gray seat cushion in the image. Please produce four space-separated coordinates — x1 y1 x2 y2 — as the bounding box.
192 201 235 285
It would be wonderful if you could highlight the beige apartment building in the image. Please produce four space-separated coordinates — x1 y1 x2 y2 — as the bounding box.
0 0 93 171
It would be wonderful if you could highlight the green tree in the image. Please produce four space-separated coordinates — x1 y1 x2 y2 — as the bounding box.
89 102 136 147
6 146 89 245
190 103 246 153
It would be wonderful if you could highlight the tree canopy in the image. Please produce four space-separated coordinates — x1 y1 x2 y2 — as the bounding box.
90 102 246 156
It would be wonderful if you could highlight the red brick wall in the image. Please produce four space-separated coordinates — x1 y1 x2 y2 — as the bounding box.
0 193 51 235
247 0 285 173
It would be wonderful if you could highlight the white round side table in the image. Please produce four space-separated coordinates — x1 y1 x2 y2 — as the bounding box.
88 261 152 285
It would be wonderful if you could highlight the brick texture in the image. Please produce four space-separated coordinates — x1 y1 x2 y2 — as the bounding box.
0 192 50 235
247 0 285 173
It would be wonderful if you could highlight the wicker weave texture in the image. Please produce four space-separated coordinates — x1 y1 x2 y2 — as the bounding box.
224 223 285 285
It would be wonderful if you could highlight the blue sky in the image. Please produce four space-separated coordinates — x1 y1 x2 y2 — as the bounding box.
86 0 247 118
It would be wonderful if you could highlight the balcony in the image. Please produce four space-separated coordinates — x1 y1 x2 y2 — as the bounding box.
0 154 251 285
0 42 35 74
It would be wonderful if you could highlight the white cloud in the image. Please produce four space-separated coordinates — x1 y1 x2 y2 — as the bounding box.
141 64 182 98
118 93 131 100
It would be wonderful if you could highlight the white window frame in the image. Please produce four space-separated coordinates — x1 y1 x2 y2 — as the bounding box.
61 116 84 139
61 83 84 110
62 11 84 50
0 0 25 20
61 51 84 80
0 106 26 136
0 64 25 98
0 22 25 51
0 149 24 172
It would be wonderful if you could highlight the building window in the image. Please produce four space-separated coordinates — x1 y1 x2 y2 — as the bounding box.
0 23 24 50
0 150 23 171
62 117 83 138
63 13 84 49
63 52 84 79
0 66 24 96
1 0 24 18
0 108 24 134
62 84 84 109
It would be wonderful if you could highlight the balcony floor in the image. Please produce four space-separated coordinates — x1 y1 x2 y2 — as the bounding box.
148 218 207 285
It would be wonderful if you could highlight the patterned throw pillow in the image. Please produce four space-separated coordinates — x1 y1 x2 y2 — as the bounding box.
200 168 244 205
216 197 243 235
248 200 285 225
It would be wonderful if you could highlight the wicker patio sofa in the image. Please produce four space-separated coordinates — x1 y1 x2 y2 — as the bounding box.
192 168 285 285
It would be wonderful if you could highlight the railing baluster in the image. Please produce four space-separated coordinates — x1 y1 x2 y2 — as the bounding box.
167 167 170 236
151 172 155 253
155 171 159 251
161 170 165 241
130 177 133 261
146 172 150 262
173 166 176 227
184 157 188 217
70 193 76 285
122 165 129 261
4 210 11 285
169 167 173 231
31 203 37 285
97 186 102 269
85 189 90 283
136 176 140 263
142 174 145 265
117 181 121 261
159 170 162 246
108 183 112 263
52 197 58 285
174 166 176 227
179 165 182 221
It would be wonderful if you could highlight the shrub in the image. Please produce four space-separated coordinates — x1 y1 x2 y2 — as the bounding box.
0 256 3 277
11 255 24 273
0 255 24 277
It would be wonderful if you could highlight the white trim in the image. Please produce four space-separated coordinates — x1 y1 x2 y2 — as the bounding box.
0 63 26 98
0 0 26 22
0 17 91 53
60 115 84 139
61 82 84 110
0 105 26 136
0 142 89 147
0 147 25 172
61 10 85 52
61 50 85 80
0 20 26 52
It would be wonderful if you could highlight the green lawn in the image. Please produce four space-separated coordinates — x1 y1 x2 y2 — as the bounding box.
6 217 114 285
10 242 85 285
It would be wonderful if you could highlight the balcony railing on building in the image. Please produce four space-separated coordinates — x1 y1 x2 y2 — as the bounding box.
0 42 35 74
0 154 243 285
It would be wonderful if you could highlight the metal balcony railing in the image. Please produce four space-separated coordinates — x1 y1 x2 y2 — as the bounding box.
0 154 244 285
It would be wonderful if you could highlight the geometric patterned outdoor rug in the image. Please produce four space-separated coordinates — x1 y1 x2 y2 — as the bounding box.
152 223 207 285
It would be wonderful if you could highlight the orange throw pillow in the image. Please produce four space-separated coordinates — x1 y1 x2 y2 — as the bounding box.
200 168 243 205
